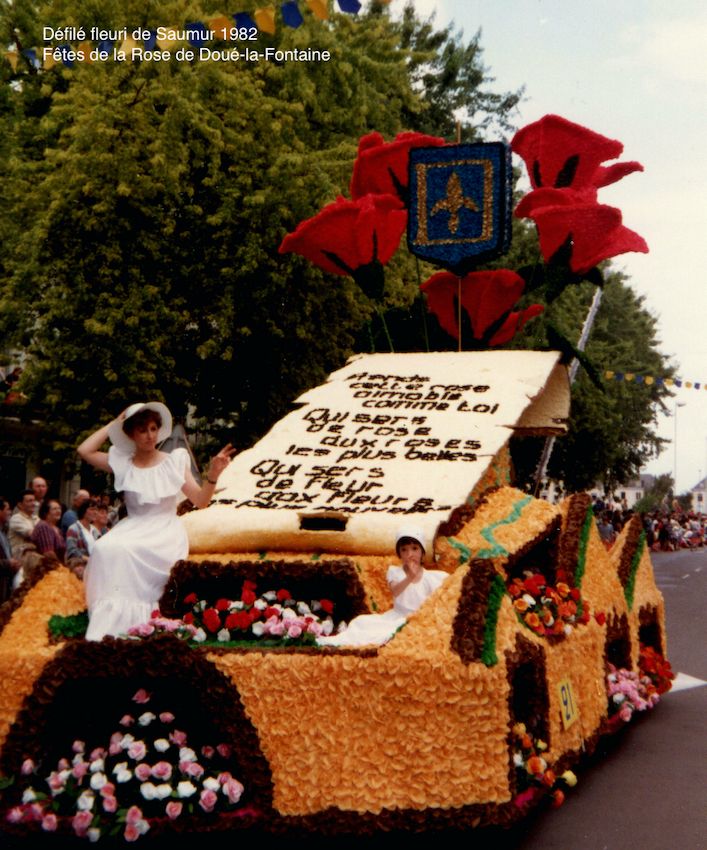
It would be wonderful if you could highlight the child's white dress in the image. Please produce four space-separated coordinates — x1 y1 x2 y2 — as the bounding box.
316 565 447 647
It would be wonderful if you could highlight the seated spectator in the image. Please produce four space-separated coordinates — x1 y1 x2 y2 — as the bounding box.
93 504 110 537
30 499 66 562
65 499 99 578
60 489 90 537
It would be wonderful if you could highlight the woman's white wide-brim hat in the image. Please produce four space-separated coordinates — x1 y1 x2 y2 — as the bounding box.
395 525 426 553
107 402 172 452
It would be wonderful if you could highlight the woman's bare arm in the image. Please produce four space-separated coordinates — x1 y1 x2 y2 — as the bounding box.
181 444 237 509
77 416 124 472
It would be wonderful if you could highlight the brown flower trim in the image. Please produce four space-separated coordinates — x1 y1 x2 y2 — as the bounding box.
0 556 66 638
505 634 549 794
0 633 275 837
450 560 501 664
437 485 502 539
604 612 632 670
616 514 643 590
203 644 379 658
637 604 663 654
159 558 369 626
502 516 562 583
555 493 592 583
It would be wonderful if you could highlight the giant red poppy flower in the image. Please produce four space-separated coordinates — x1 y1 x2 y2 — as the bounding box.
523 202 649 273
512 114 643 190
350 131 446 202
420 269 543 345
279 193 407 276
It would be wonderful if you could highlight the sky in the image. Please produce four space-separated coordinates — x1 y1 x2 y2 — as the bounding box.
388 0 707 493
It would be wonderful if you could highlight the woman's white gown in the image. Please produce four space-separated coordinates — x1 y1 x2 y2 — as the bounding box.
316 565 448 647
84 447 190 641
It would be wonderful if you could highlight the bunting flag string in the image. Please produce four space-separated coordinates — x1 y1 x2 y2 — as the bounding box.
3 1 367 71
604 371 705 391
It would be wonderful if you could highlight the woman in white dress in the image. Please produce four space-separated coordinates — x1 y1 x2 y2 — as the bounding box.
77 402 235 641
316 527 448 647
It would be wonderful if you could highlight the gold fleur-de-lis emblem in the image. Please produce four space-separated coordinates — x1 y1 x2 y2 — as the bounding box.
430 172 479 234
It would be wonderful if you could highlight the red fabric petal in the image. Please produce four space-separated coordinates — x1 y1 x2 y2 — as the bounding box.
514 186 597 218
421 269 527 341
593 160 644 188
527 203 649 272
350 131 446 200
279 194 406 275
489 304 544 346
512 114 624 190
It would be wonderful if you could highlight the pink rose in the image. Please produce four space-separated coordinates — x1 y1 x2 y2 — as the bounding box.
103 796 118 813
169 729 187 747
199 788 218 812
72 740 85 754
119 714 135 727
57 757 70 770
41 813 58 832
159 712 175 724
218 771 232 785
201 745 215 759
72 761 88 780
165 801 183 820
20 758 35 775
126 805 144 825
132 689 151 704
6 807 24 823
135 763 152 782
72 810 93 835
152 761 172 780
90 747 106 761
99 782 115 798
128 741 147 761
182 760 204 779
287 624 302 639
224 777 244 804
216 743 232 758
124 823 141 842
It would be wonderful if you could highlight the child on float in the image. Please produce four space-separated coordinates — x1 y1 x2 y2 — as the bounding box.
316 526 447 647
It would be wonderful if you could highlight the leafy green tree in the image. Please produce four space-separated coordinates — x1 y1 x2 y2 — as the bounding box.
2 0 521 466
634 474 674 514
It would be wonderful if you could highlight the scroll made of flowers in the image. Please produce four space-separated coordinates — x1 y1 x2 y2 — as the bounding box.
181 349 569 556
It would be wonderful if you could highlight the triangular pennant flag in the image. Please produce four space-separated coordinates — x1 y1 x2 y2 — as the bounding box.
186 22 210 46
207 16 234 40
120 37 138 55
96 39 114 55
337 0 361 12
254 7 276 34
142 31 158 50
281 1 305 28
306 0 329 20
77 40 92 62
234 12 257 30
5 51 19 71
43 52 56 70
21 47 41 68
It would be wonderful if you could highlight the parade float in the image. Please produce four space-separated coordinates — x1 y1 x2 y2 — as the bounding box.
0 116 674 841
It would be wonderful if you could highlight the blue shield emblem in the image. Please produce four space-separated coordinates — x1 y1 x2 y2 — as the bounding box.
408 142 512 272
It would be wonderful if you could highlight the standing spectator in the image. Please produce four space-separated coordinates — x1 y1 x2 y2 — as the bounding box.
0 497 22 603
29 477 48 514
30 499 66 562
60 489 90 537
93 504 110 537
65 499 99 578
597 511 616 548
8 490 37 559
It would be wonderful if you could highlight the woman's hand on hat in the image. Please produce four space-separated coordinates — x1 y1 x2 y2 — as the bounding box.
208 443 237 482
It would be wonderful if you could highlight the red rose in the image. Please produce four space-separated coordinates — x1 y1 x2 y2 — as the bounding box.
215 598 230 611
225 613 240 630
279 194 406 277
569 588 581 601
264 606 279 620
594 612 606 626
235 611 251 630
319 599 334 614
523 573 546 597
243 579 257 592
184 593 198 605
202 608 222 633
349 130 446 202
183 613 194 625
241 589 256 606
276 589 291 602
421 269 542 346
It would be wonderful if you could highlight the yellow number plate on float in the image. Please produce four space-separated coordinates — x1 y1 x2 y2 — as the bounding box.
558 678 578 729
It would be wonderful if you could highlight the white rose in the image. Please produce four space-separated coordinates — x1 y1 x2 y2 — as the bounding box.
262 590 277 602
232 600 244 610
251 621 265 637
89 772 108 791
203 777 220 792
297 602 311 615
282 608 296 621
154 738 170 753
522 594 536 606
177 781 197 798
138 712 156 727
140 782 158 800
88 828 101 843
21 788 37 804
77 790 95 811
193 628 207 643
155 783 172 800
179 747 197 763
217 628 230 642
322 618 334 636
89 758 105 773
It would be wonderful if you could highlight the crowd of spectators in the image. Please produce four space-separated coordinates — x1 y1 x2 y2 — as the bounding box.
591 493 706 551
0 476 124 604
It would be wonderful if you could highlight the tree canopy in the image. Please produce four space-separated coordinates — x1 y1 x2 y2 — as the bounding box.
0 0 521 464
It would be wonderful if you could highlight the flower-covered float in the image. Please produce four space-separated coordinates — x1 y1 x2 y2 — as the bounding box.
0 350 672 841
